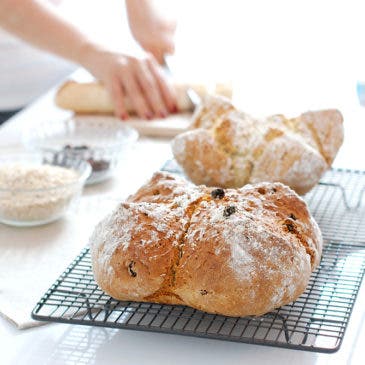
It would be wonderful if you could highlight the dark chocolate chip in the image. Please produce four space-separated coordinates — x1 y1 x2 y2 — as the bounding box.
200 290 208 295
128 261 137 277
223 205 236 217
289 213 297 220
286 223 295 232
211 188 225 199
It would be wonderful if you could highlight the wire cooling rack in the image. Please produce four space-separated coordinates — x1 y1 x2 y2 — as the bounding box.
32 164 365 353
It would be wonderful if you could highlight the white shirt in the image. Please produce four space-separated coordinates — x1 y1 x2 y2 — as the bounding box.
0 27 75 111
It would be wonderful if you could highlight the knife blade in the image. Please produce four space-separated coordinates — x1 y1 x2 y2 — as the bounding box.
163 57 201 109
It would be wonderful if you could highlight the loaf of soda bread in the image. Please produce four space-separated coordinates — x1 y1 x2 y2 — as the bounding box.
90 172 322 317
172 96 344 194
55 80 232 114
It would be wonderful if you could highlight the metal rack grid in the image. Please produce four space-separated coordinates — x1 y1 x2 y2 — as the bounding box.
32 166 365 353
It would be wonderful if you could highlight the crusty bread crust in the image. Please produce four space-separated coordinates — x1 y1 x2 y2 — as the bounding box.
55 80 232 114
90 172 322 317
56 81 114 114
172 96 344 194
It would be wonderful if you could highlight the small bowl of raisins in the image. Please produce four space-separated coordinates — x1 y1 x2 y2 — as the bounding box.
23 116 138 185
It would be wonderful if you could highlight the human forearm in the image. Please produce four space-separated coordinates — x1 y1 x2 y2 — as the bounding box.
0 0 177 119
125 0 176 64
0 0 95 66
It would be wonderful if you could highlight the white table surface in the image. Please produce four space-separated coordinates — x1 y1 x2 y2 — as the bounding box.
1 80 365 365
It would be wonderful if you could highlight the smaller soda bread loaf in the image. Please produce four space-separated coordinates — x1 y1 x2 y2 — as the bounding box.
171 96 344 194
55 81 232 114
90 172 322 317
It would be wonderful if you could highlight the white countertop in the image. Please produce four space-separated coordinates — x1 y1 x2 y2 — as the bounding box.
1 79 365 365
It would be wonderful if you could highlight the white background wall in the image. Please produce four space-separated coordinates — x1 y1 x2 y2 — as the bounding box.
61 0 365 116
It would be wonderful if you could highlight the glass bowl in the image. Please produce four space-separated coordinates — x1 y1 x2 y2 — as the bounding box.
0 152 91 227
23 117 139 185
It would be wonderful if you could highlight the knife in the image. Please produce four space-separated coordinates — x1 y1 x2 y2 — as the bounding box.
163 56 201 109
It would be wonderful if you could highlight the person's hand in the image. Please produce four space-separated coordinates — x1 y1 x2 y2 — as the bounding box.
81 46 177 120
126 0 176 64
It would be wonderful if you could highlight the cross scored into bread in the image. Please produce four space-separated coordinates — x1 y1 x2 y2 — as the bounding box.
172 95 344 194
90 172 322 317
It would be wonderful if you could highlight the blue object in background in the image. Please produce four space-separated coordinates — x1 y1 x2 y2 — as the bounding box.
356 81 365 106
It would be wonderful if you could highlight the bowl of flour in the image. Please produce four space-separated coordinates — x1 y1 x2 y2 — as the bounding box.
0 152 91 227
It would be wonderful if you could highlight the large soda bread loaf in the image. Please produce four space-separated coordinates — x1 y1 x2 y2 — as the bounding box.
90 172 322 317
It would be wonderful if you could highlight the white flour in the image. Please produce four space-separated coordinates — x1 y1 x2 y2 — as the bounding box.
0 163 79 223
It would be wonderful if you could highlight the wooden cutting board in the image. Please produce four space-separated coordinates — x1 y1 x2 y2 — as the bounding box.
73 112 192 138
